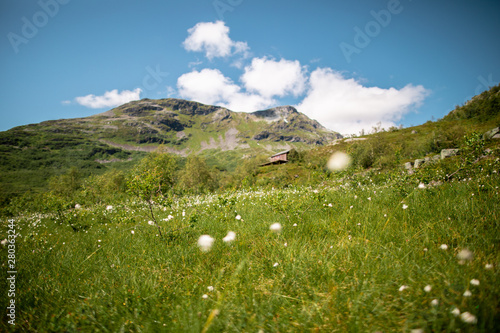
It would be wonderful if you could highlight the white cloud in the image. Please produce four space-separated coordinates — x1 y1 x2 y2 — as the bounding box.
75 88 142 109
241 57 307 98
177 68 273 111
183 21 249 60
296 68 429 135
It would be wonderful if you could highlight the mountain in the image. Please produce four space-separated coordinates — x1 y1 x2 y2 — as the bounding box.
0 98 340 196
92 98 340 154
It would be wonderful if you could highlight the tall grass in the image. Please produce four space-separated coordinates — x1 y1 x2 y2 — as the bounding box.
1 163 499 332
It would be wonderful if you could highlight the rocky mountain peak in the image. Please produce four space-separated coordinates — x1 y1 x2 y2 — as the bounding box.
250 105 298 121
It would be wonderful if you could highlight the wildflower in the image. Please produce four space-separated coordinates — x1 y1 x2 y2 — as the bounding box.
367 197 371 201
269 223 282 232
431 299 439 306
410 329 424 333
106 205 113 211
0 239 7 246
451 307 460 316
402 204 408 210
222 231 236 243
424 285 432 292
418 183 426 189
235 214 241 220
284 242 287 247
470 279 480 286
207 286 214 292
460 312 477 324
457 249 474 262
485 263 493 269
182 211 186 217
202 294 209 299
75 204 81 209
350 205 354 209
399 285 408 292
293 223 297 227
463 290 472 297
327 151 351 171
328 203 333 207
439 244 448 250
273 262 279 267
198 235 215 252
131 230 135 235
148 221 155 226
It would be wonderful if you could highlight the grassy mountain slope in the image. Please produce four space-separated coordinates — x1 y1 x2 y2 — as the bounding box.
0 99 338 199
246 84 500 186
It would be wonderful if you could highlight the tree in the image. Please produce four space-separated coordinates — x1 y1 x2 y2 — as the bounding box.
48 167 82 198
178 155 217 194
127 151 177 237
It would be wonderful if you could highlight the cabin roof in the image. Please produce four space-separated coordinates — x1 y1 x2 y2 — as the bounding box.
270 150 290 158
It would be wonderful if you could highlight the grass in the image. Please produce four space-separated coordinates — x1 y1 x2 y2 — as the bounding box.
1 159 499 332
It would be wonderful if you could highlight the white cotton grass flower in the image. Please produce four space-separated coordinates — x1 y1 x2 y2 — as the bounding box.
431 299 439 306
460 312 477 324
457 248 474 263
222 231 236 243
399 285 408 292
269 223 282 232
197 235 215 252
470 279 480 286
451 307 460 317
439 244 448 250
327 151 351 171
424 285 432 292
463 290 472 297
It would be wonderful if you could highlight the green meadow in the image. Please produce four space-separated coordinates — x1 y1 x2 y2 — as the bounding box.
1 86 499 331
1 153 499 332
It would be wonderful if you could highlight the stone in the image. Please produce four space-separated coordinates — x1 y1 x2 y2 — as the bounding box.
414 159 425 168
483 127 500 140
441 149 459 159
404 162 413 170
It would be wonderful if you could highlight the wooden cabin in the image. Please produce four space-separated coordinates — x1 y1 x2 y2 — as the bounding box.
260 150 290 166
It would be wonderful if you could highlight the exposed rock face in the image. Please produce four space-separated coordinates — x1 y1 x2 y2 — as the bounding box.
441 149 460 159
251 106 298 121
483 127 500 140
157 98 220 116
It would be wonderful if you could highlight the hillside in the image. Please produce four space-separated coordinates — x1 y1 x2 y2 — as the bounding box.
0 99 339 198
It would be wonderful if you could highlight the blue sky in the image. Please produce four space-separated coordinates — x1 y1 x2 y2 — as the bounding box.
1 0 499 135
